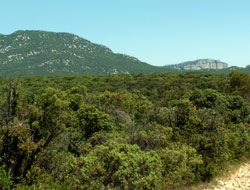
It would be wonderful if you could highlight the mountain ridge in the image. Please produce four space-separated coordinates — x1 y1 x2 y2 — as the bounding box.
0 30 161 77
0 30 243 77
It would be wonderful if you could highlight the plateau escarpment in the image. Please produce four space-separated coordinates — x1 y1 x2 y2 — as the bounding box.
166 59 228 70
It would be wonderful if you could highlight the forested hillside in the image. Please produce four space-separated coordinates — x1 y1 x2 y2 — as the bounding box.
0 30 161 77
1 71 250 189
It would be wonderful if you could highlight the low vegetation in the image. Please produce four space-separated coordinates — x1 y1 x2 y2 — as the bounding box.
0 71 250 189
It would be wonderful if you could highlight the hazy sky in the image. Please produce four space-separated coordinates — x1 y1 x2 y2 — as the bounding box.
1 0 250 67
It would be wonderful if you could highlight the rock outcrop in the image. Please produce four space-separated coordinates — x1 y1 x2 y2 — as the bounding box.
193 162 250 190
168 59 228 70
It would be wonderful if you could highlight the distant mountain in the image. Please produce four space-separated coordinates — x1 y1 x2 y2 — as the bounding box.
0 30 245 77
164 59 228 70
0 30 161 77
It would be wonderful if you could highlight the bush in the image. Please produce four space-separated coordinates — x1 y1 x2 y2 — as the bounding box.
68 142 164 189
0 166 12 190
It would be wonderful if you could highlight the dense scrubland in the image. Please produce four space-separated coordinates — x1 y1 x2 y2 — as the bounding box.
1 71 250 189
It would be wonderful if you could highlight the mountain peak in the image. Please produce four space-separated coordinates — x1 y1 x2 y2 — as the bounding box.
0 30 158 77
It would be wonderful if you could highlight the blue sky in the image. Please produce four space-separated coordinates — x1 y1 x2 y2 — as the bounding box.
1 0 250 67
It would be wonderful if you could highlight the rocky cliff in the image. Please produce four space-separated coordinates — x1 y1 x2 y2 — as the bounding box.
168 59 228 70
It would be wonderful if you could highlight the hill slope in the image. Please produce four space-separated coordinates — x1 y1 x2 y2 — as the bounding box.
0 30 160 77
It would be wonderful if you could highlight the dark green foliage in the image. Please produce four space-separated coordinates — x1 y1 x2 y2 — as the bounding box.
0 72 250 189
0 79 23 125
75 104 114 139
68 142 164 189
130 123 172 150
0 165 13 190
158 143 203 188
229 70 250 102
